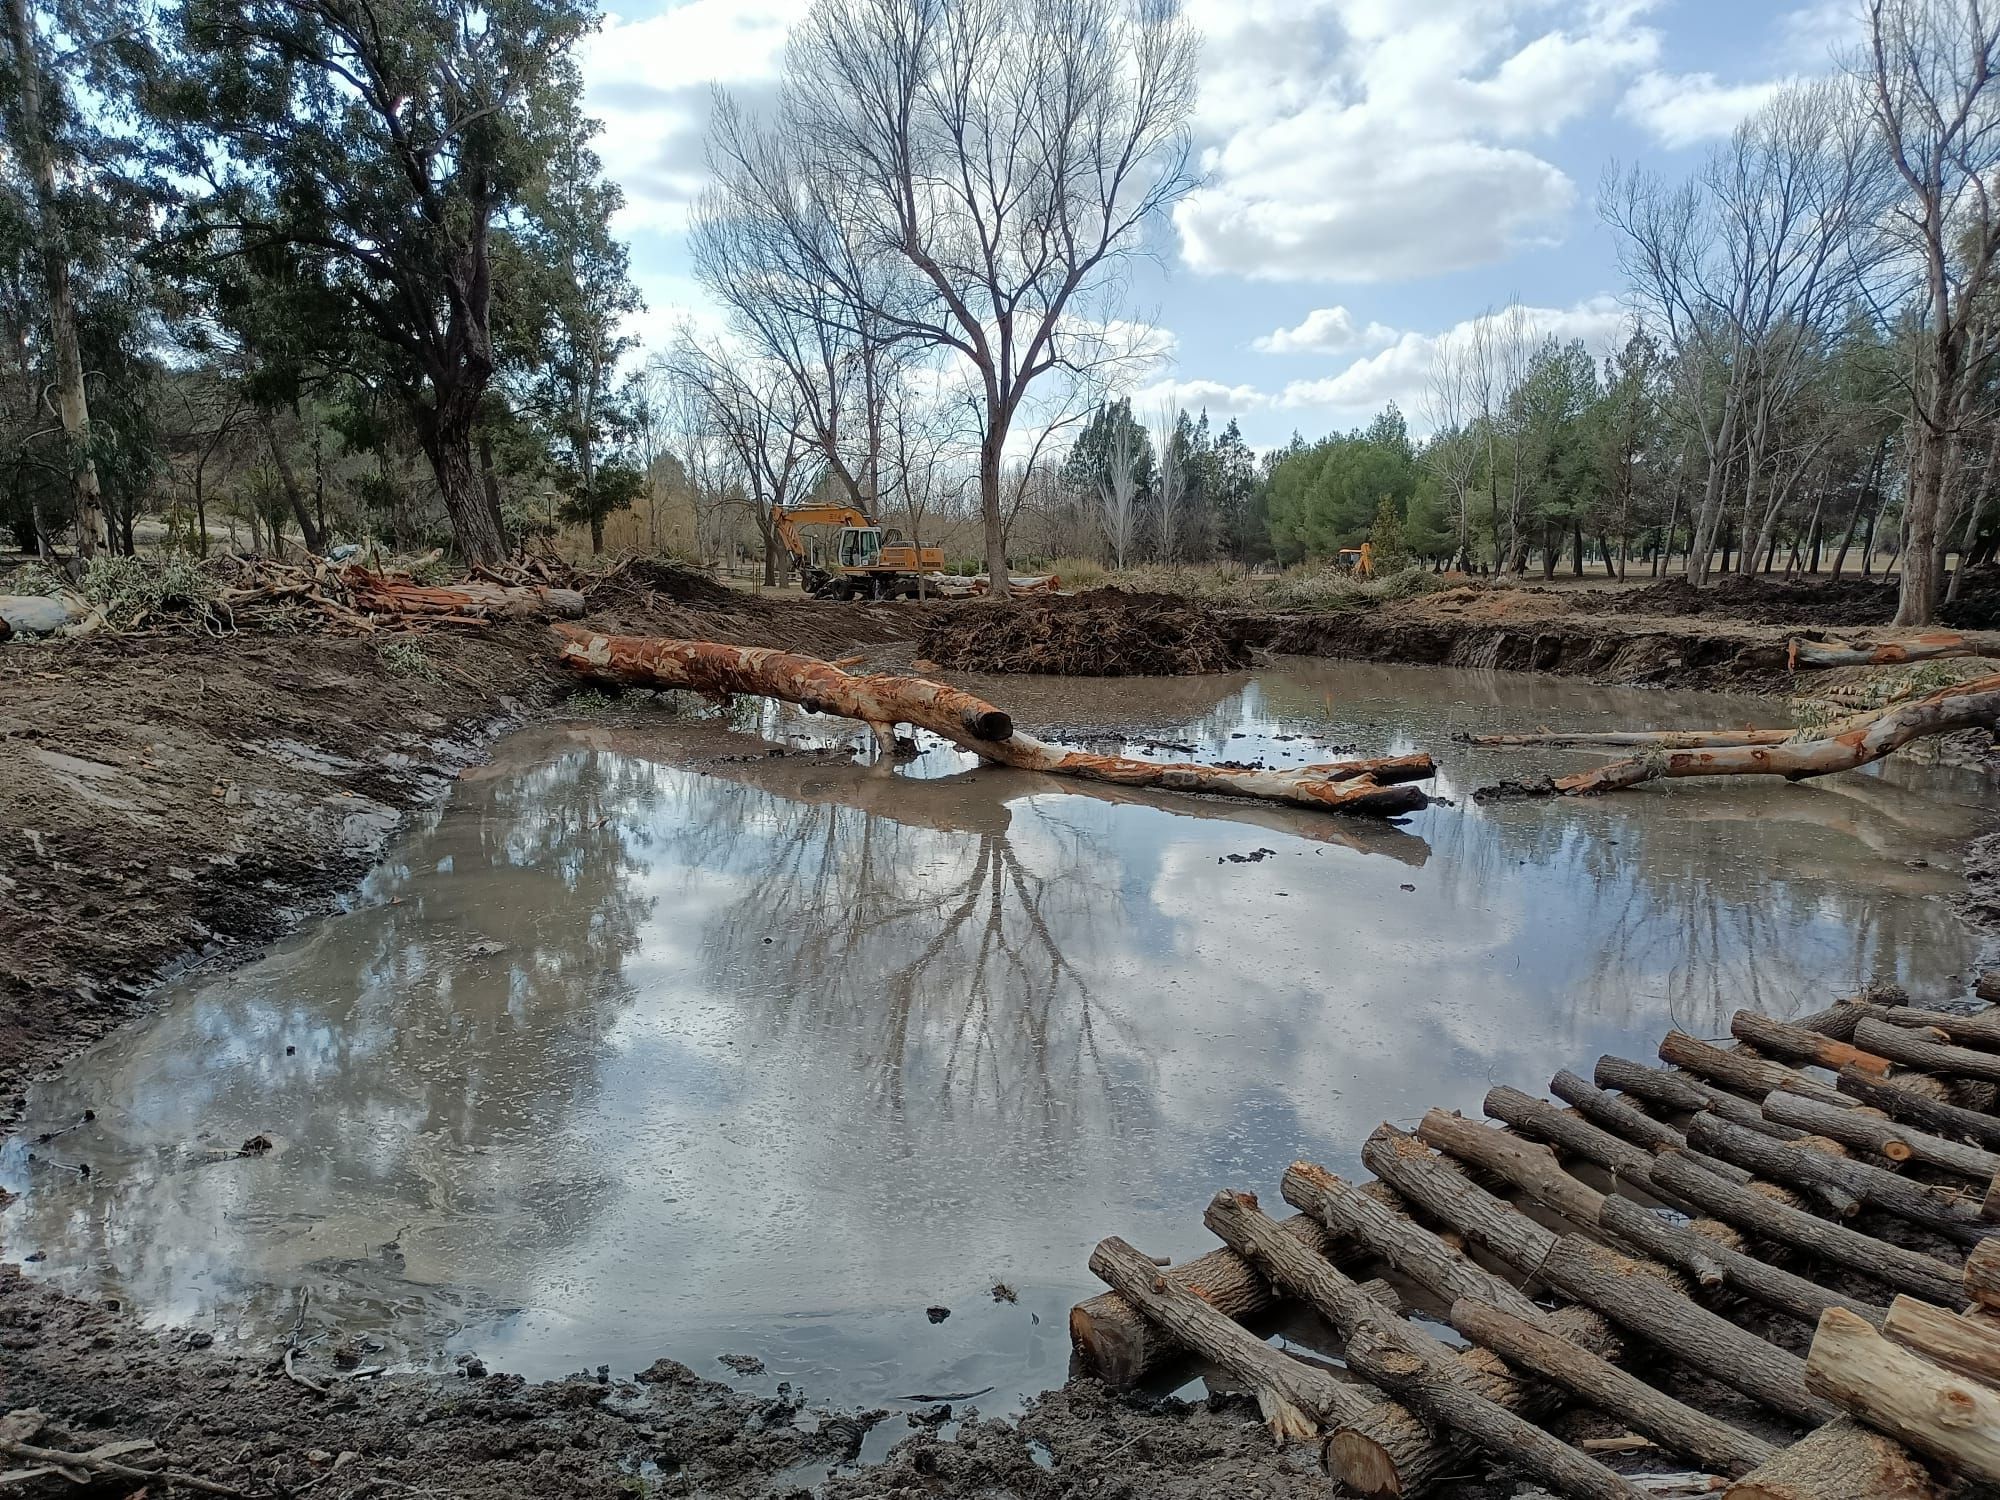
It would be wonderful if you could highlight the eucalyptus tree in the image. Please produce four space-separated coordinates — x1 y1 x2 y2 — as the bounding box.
704 0 1200 597
153 0 603 564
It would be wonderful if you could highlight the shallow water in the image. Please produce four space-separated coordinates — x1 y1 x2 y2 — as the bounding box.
4 658 1993 1413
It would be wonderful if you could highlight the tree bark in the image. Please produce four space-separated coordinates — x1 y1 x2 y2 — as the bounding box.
416 390 507 567
1836 1066 2000 1152
1840 1001 2000 1051
1645 1152 1964 1307
1805 1306 2000 1482
1360 1125 1559 1275
1086 1234 1358 1443
1686 1113 1992 1245
1854 1018 2000 1086
1594 1054 1806 1140
553 628 1432 816
1447 1296 1778 1477
1724 1416 1938 1500
1658 1030 1849 1108
1765 1090 2000 1182
1787 632 2000 668
1484 1083 1744 1209
7 0 102 559
1730 1011 1893 1079
1882 1293 2000 1388
1551 1069 1755 1179
1965 1239 2000 1313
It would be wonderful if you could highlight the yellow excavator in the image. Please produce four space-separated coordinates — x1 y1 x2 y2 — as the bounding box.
771 502 944 600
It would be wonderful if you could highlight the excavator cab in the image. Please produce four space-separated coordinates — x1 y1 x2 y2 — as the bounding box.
838 526 884 570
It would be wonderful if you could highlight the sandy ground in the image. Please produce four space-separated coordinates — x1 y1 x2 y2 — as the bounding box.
1 567 1992 1498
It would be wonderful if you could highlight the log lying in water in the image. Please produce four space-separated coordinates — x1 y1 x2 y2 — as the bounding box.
1477 671 2000 799
552 627 1432 817
1788 631 2000 669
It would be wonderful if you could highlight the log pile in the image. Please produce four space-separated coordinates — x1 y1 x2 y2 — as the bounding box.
551 627 1434 817
1069 985 2000 1497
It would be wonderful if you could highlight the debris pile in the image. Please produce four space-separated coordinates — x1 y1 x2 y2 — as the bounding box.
1593 574 1897 627
916 588 1256 676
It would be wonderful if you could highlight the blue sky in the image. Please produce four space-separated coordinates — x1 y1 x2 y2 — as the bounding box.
580 0 1858 450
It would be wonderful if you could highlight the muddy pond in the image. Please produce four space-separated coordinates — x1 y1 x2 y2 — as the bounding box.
5 658 1994 1416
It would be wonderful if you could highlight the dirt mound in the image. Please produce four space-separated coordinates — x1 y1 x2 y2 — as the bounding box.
1591 573 1896 627
616 557 741 607
1939 567 2000 630
917 588 1255 675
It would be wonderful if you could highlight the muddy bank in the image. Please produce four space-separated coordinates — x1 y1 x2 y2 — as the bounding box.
916 587 1257 676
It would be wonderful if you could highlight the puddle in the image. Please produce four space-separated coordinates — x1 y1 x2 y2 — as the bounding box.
3 658 1992 1414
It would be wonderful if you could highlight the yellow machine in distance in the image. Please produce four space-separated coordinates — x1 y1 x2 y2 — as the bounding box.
1334 542 1374 578
770 503 945 600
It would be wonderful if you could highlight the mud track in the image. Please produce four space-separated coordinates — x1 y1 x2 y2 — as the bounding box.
1 568 1991 1499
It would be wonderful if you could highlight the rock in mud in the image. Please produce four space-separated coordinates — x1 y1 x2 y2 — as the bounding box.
924 1305 950 1324
718 1353 765 1375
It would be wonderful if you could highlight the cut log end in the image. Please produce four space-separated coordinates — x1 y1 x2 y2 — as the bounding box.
1325 1431 1403 1496
959 706 1014 742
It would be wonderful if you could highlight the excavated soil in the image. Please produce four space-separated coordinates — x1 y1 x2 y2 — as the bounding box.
1589 573 1899 627
916 588 1257 676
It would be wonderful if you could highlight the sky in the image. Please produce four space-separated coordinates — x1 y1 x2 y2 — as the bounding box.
578 0 1861 451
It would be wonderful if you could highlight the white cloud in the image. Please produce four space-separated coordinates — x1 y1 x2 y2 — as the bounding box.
1620 70 1788 148
1128 378 1274 417
1173 0 1663 282
1252 306 1399 356
582 0 809 232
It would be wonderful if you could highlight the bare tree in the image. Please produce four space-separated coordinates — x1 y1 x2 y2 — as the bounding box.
1152 406 1186 564
705 0 1199 598
1863 0 2000 623
1421 329 1482 569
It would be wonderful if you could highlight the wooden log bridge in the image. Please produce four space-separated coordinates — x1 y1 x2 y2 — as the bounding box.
1070 986 2000 1498
551 626 1434 817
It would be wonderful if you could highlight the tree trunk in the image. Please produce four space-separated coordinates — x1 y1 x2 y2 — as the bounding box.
1764 1090 2000 1181
980 424 1009 600
553 628 1432 816
1881 1294 2000 1388
1966 1240 2000 1312
1854 1017 2000 1085
9 0 102 558
1805 1306 2000 1483
1837 1066 2000 1153
1724 1417 1938 1500
415 387 504 567
257 411 326 555
1659 1029 1847 1107
478 425 505 541
1730 1011 1892 1078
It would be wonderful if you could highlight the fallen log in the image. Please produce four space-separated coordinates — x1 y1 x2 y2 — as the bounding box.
1723 1416 1940 1500
552 627 1432 817
1594 1055 1807 1141
1448 1296 1778 1477
1967 1240 2000 1313
346 567 585 621
1765 1090 2000 1181
1836 1066 2000 1152
1854 1018 2000 1086
1804 1305 2000 1484
1484 1084 1740 1215
1882 1294 2000 1388
1787 631 2000 669
1838 1001 2000 1051
1730 1011 1893 1079
1480 670 2000 798
1464 727 1799 750
1551 1069 1755 1181
1085 1235 1360 1442
1658 1031 1849 1109
1686 1113 1992 1245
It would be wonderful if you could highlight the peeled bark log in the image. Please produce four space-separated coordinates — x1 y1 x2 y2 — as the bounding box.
1466 727 1797 750
1646 1152 1964 1307
1086 1234 1359 1442
1966 1240 2000 1313
1447 1296 1778 1476
1854 1019 2000 1086
349 569 584 620
1804 1305 2000 1483
553 627 1432 817
1687 1113 1992 1245
1730 1011 1892 1079
1882 1294 2000 1388
1514 671 2000 797
1766 1090 2000 1181
1787 631 2000 668
1724 1417 1940 1500
1837 1067 2000 1153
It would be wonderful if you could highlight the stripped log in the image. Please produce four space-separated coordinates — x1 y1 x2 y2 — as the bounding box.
1787 631 2000 668
1837 1066 2000 1152
1553 1069 1755 1179
1448 1296 1778 1476
1730 1011 1892 1079
1071 1209 1343 1385
1967 1240 2000 1313
1595 1055 1806 1141
553 627 1432 816
1489 671 2000 797
1206 1190 1589 1498
1647 1152 1965 1306
1597 1196 1887 1330
1465 727 1798 750
1279 1162 1549 1325
1086 1235 1360 1441
1333 1317 1654 1500
1883 1294 2000 1388
1723 1417 1940 1500
1537 1235 1831 1426
1687 1113 1992 1245
344 568 585 621
1854 1018 2000 1085
1805 1305 2000 1483
1659 1030 1849 1108
1766 1090 2000 1181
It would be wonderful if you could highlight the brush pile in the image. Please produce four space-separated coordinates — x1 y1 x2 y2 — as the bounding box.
916 588 1256 676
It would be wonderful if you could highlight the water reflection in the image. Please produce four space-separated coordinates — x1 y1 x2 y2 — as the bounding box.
1 659 1989 1409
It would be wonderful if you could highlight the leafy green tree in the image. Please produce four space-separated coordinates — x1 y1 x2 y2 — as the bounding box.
154 0 602 564
1265 403 1418 561
1367 495 1409 572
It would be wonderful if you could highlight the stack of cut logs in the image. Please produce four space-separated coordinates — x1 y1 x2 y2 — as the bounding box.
1073 995 2000 1498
